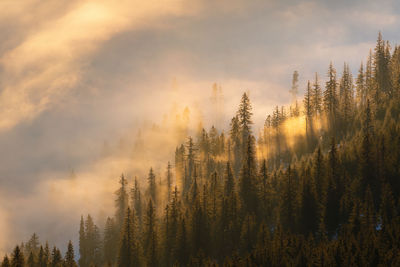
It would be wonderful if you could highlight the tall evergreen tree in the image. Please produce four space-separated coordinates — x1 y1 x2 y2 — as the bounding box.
115 174 128 229
1 255 10 267
144 200 157 267
239 135 258 214
324 62 338 131
11 246 24 267
64 241 77 267
148 167 156 204
311 73 323 115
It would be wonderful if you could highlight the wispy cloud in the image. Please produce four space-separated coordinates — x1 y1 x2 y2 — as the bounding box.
0 0 192 131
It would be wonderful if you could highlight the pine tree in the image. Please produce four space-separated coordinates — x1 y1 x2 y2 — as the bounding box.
115 174 128 229
304 81 313 141
339 63 354 131
166 161 173 201
50 247 62 267
224 162 235 197
237 93 253 149
64 241 77 267
78 216 86 267
26 233 40 257
324 62 338 130
103 217 118 265
230 115 242 176
356 62 366 107
311 73 323 115
131 177 143 226
325 138 340 237
239 135 258 214
37 246 46 267
186 137 197 193
361 100 378 204
27 252 35 267
300 168 318 235
11 246 24 267
280 165 297 232
1 255 10 267
148 167 156 203
144 200 157 267
117 208 139 267
374 32 391 103
290 70 299 103
176 218 188 266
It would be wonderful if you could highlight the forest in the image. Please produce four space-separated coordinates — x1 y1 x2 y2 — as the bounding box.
2 32 400 266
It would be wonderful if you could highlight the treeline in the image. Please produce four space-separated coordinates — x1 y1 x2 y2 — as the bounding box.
3 32 400 266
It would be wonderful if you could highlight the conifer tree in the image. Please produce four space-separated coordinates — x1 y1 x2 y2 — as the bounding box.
26 233 39 257
237 93 253 149
325 138 340 237
1 255 10 267
239 135 258 214
64 241 77 267
103 217 118 265
117 208 139 267
147 168 156 203
324 62 338 131
176 218 188 266
11 246 24 267
37 246 46 267
166 161 173 201
290 70 299 103
280 165 297 232
224 162 234 197
356 62 366 107
374 32 391 103
186 137 197 193
339 63 354 131
131 177 143 226
230 116 242 176
78 216 86 267
115 174 128 229
304 81 313 142
144 200 157 267
50 247 62 267
311 73 323 115
27 252 35 267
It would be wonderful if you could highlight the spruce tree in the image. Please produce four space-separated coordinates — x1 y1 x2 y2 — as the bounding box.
230 116 242 176
356 62 366 107
311 73 323 115
117 208 139 267
64 241 77 267
50 247 62 267
324 62 338 131
27 252 35 267
115 174 128 229
1 255 10 267
144 200 157 267
103 217 118 265
166 161 173 201
78 216 86 267
239 135 258 214
237 93 253 149
147 168 156 203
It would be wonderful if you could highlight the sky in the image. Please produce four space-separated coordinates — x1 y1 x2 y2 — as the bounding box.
0 0 399 255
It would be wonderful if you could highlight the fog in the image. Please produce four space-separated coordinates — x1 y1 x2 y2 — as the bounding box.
1 0 400 256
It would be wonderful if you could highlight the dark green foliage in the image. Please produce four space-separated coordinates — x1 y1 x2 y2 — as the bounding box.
11 246 24 267
64 241 77 267
1 255 10 267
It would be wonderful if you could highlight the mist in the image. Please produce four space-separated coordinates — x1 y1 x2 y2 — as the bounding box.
1 0 400 257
